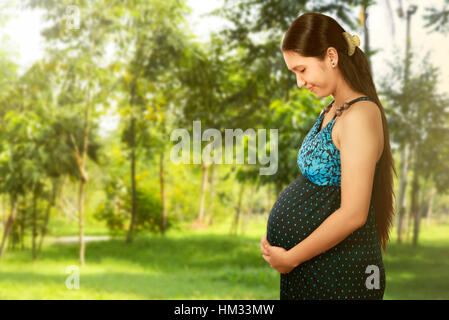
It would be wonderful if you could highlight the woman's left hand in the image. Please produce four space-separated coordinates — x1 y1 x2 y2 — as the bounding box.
260 234 296 274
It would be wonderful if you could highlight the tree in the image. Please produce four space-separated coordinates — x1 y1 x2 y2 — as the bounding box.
26 0 115 265
422 0 449 35
105 0 191 240
379 49 449 246
210 0 383 193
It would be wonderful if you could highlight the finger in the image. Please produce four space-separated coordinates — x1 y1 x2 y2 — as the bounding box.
259 239 265 253
260 241 269 255
264 244 270 254
262 254 270 263
260 244 268 257
263 235 270 247
261 247 269 256
261 236 268 249
262 238 269 248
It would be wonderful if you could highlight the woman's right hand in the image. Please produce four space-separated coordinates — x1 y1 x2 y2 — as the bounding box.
260 233 270 257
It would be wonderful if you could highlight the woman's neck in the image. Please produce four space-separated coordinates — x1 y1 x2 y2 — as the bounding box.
332 91 366 111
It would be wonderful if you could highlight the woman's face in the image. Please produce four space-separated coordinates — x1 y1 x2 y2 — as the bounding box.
282 50 334 97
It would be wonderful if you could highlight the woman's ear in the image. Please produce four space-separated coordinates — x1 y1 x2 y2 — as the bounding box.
327 47 338 67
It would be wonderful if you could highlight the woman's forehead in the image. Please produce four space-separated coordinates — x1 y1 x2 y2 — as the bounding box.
283 52 317 69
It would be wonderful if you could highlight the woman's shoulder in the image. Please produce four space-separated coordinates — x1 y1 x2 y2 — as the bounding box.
337 100 384 159
340 99 380 121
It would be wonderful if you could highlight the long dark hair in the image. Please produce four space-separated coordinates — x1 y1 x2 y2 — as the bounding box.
281 12 397 253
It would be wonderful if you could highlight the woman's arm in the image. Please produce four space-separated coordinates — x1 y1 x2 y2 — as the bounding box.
287 100 381 268
286 207 364 268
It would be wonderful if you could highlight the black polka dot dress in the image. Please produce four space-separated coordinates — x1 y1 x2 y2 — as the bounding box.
266 96 385 300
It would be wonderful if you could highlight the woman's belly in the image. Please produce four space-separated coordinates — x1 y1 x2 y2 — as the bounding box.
266 171 341 250
266 171 386 297
266 171 384 268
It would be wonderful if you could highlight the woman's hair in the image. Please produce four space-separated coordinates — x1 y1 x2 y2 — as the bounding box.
282 12 397 253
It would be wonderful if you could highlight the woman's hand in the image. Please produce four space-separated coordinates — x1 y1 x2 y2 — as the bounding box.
260 234 296 274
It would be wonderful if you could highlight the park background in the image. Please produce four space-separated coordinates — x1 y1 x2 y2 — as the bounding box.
0 0 449 299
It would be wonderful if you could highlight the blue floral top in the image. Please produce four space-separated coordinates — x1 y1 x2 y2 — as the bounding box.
297 96 380 187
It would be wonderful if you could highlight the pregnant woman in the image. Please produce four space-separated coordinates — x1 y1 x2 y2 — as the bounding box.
260 12 397 300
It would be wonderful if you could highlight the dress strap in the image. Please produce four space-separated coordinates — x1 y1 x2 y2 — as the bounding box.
321 100 334 116
332 96 377 119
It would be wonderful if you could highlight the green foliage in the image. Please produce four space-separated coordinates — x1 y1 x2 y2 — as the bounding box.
94 180 175 236
257 90 330 190
379 49 449 193
5 0 446 268
8 190 48 248
1 216 449 299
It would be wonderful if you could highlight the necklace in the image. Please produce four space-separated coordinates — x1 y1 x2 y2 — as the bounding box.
324 96 373 117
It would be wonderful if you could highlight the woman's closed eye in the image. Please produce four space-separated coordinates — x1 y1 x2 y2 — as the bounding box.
290 68 305 74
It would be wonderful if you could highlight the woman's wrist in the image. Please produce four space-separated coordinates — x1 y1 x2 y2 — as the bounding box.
286 246 302 269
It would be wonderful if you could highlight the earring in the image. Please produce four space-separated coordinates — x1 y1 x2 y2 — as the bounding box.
331 61 335 67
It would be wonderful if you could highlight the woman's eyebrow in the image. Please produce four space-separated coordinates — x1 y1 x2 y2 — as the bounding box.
288 64 306 71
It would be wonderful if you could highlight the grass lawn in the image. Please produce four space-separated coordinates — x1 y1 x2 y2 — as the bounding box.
0 214 448 299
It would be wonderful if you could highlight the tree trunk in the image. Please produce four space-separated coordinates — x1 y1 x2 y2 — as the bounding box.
32 185 38 260
410 144 421 247
426 185 436 227
265 183 273 221
71 98 90 267
206 163 215 226
2 195 7 228
197 162 210 224
242 183 256 235
20 199 25 250
361 2 373 77
405 147 415 243
397 143 410 243
406 204 412 242
10 208 18 251
0 194 18 260
127 83 137 243
160 148 167 235
37 178 60 257
230 181 245 235
10 223 16 251
59 175 68 220
78 179 86 266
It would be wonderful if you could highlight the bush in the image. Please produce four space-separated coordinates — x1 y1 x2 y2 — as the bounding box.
94 181 176 236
